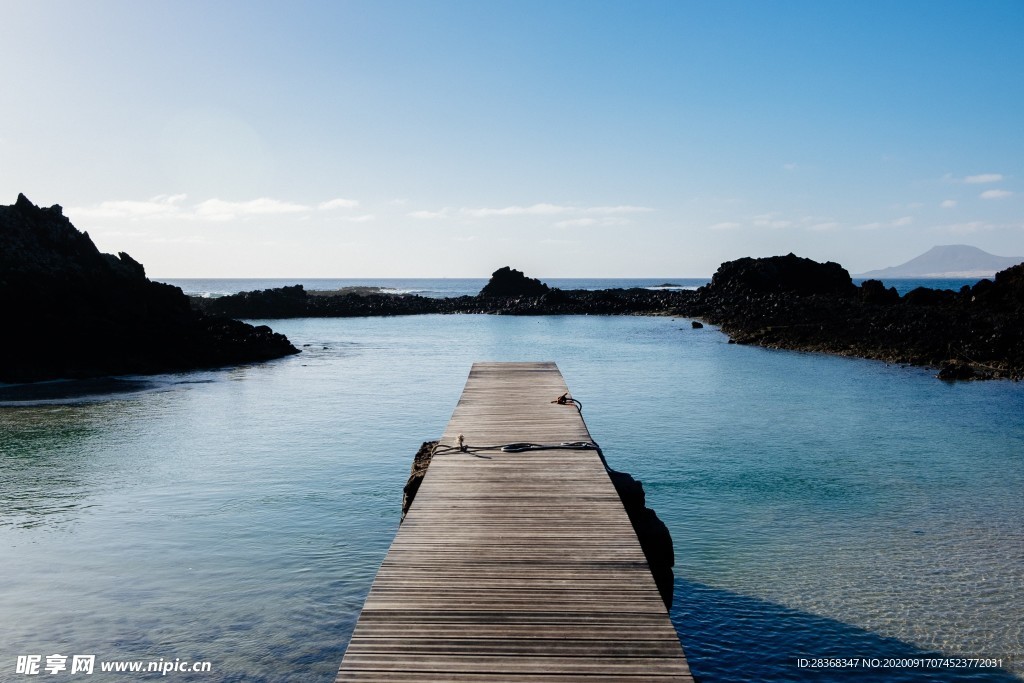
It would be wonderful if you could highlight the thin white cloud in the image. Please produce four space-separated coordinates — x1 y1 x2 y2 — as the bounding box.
940 199 957 208
965 173 1003 184
708 221 741 231
808 222 840 232
461 203 653 218
940 221 992 235
556 218 598 228
70 194 380 223
462 203 570 218
554 216 632 228
340 214 375 223
782 163 797 171
194 198 310 221
69 194 188 220
855 216 914 230
582 205 653 215
318 198 359 210
408 208 450 219
753 214 792 229
980 189 1012 200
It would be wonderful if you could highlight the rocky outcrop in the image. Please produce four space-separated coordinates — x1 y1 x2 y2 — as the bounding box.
0 194 298 383
478 266 550 298
607 469 676 609
401 441 437 522
707 253 857 298
683 254 1024 380
191 284 689 318
188 255 1024 380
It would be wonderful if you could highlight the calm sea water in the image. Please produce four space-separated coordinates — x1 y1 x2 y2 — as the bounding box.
2 314 1021 682
157 277 984 299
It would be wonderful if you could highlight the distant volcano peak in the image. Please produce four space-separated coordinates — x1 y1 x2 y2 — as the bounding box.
859 245 1024 279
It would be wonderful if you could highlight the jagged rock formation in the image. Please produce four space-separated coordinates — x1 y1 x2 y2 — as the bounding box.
708 253 856 297
191 284 686 318
401 440 437 522
478 266 550 298
686 254 1024 380
0 194 298 383
606 469 676 609
188 257 1024 380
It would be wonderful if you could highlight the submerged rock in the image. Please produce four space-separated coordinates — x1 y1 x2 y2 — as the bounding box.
0 194 298 383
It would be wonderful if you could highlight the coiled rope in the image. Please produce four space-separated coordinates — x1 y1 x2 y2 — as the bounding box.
430 392 607 468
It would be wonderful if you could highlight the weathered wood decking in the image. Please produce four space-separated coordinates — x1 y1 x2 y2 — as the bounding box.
336 361 692 682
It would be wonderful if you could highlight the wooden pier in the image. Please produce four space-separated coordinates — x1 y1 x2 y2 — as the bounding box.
336 361 692 682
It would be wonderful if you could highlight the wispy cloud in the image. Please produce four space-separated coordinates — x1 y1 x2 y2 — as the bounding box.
855 216 914 230
808 221 840 232
940 221 993 234
69 195 368 224
782 163 797 171
408 208 450 219
940 199 957 208
194 198 309 221
461 203 567 218
318 198 359 210
407 202 653 225
581 205 653 215
965 173 1004 184
708 221 742 231
461 203 653 218
980 189 1013 200
753 213 792 229
69 194 188 220
555 218 598 228
340 214 375 223
554 216 632 228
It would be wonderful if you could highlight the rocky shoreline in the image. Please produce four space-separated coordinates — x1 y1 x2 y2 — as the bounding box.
1 194 298 384
191 260 1024 380
683 254 1024 381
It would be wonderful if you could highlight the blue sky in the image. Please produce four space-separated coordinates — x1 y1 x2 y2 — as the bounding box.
2 0 1021 277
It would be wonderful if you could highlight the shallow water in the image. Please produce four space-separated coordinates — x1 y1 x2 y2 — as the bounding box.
2 315 1021 681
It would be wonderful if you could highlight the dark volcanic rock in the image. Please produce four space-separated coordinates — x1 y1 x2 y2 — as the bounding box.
401 440 437 522
478 266 550 298
607 469 675 609
681 253 1024 380
192 282 692 318
0 194 298 383
705 252 857 298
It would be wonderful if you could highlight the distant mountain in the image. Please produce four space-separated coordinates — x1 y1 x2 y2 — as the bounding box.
859 245 1024 279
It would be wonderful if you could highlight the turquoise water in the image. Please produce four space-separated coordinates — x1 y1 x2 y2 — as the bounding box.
2 315 1022 681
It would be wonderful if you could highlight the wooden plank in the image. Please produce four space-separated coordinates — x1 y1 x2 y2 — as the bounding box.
336 362 692 682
